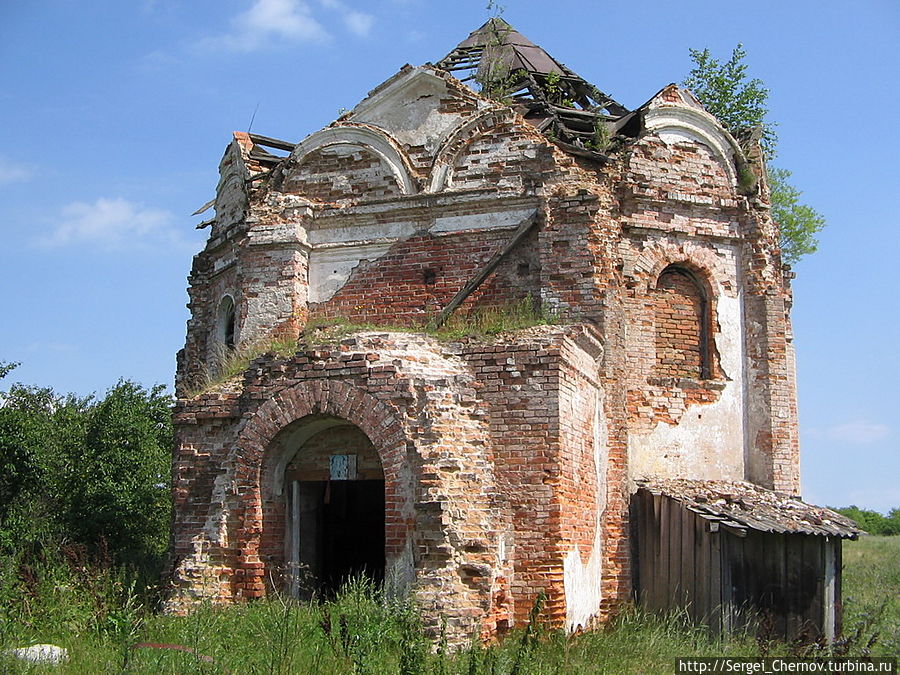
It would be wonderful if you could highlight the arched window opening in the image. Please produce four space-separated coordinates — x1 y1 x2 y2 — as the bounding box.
216 295 236 350
653 266 711 380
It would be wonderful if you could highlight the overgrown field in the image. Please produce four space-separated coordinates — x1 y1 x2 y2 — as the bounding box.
0 536 896 674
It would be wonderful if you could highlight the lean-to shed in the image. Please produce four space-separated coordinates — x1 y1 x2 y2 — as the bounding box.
633 479 860 641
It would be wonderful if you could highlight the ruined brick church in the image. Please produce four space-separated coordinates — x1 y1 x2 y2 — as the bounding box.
170 20 857 643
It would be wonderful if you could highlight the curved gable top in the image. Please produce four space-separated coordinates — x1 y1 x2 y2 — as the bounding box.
290 125 418 195
642 86 741 187
428 107 519 193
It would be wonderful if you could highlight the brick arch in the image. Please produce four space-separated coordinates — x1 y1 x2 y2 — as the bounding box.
631 243 724 380
642 99 742 187
427 107 519 192
228 380 410 596
282 123 418 195
649 259 716 305
632 241 727 298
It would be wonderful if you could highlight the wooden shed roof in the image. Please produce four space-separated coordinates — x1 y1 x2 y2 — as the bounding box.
637 479 861 539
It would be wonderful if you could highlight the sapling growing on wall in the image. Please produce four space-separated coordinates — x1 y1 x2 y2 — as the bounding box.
683 44 825 265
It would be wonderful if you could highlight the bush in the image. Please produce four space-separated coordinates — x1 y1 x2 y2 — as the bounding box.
833 506 900 536
0 371 172 572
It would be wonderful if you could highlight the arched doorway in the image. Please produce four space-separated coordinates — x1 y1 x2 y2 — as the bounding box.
279 415 385 596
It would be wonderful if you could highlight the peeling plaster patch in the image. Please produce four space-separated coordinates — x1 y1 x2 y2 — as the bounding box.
629 291 746 481
308 243 392 302
565 391 607 631
430 208 536 234
202 472 233 546
213 255 236 274
307 221 417 246
564 544 603 630
350 68 471 153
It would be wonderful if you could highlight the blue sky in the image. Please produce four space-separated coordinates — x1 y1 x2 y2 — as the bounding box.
1 1 897 512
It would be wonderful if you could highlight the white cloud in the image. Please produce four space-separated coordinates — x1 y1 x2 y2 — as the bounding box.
343 10 373 36
825 421 891 444
26 341 76 354
317 0 373 37
203 0 329 52
0 156 33 185
37 197 191 251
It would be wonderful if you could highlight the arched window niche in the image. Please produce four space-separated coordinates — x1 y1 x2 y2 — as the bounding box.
216 294 237 350
652 265 716 381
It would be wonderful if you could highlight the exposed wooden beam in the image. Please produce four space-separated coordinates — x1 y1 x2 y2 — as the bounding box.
247 133 296 152
429 214 538 330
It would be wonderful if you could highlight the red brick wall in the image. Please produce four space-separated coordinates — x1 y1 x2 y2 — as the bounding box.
282 145 403 203
311 228 541 325
462 338 562 626
653 267 706 380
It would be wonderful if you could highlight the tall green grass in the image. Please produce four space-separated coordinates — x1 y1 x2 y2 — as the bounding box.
840 535 900 657
1 537 896 673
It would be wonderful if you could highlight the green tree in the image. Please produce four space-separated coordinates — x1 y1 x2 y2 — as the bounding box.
833 505 900 536
0 382 91 550
768 167 826 263
67 380 172 566
683 45 777 159
683 45 825 265
0 361 18 380
0 371 172 569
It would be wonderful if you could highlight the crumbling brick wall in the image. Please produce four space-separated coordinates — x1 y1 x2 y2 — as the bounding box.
311 226 541 326
170 328 615 644
172 63 802 643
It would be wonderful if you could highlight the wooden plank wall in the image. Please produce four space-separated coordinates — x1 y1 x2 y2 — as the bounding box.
633 490 724 631
632 489 839 642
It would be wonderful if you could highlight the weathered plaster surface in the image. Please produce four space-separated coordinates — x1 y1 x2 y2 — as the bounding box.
173 61 800 644
629 279 746 482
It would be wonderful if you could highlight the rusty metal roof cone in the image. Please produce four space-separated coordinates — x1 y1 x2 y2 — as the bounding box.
436 18 633 160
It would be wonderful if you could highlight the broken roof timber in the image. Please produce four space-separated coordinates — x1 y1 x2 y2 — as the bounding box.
435 18 632 158
247 133 296 153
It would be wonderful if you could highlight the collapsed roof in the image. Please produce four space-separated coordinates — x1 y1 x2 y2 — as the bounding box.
435 18 638 158
217 17 651 193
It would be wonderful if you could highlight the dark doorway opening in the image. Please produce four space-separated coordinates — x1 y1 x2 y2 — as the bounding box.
282 419 387 597
292 479 385 594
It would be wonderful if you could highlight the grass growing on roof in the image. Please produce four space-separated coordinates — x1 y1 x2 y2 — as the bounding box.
189 297 559 396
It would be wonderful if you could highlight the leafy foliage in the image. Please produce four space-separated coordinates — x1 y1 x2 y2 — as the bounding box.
68 381 172 566
0 375 172 569
0 361 18 380
683 44 777 160
768 167 827 264
833 506 900 536
683 45 826 265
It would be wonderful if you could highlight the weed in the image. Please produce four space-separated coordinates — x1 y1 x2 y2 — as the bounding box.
510 590 546 674
186 335 300 397
586 121 611 152
430 294 559 340
543 72 574 108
